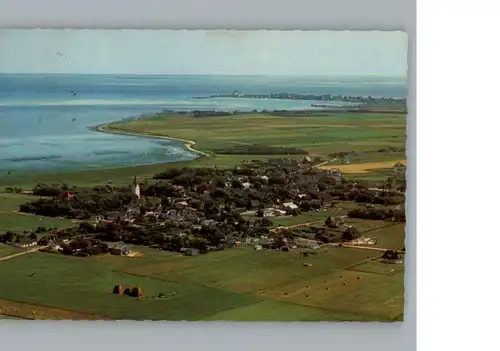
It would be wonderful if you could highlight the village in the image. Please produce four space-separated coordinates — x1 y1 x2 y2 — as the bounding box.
0 157 406 264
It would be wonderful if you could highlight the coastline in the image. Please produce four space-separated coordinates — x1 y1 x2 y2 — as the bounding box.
94 124 211 157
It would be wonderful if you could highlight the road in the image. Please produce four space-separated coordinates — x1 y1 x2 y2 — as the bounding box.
270 220 325 233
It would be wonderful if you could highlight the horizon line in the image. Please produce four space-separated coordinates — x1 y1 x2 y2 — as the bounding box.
0 72 407 78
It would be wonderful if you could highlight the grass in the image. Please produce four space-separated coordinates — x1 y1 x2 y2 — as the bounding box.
108 113 406 158
349 259 405 275
0 243 22 258
0 193 44 211
365 223 406 249
0 211 74 233
127 246 381 294
0 253 260 321
202 300 370 322
0 244 402 321
260 268 405 321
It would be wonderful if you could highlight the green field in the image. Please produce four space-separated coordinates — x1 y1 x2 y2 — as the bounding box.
0 243 22 258
0 193 75 232
107 113 406 158
0 245 402 321
367 223 406 249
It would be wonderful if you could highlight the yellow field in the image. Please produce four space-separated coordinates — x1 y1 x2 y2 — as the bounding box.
321 159 406 174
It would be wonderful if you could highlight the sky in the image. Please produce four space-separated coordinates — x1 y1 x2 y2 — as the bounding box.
0 30 407 76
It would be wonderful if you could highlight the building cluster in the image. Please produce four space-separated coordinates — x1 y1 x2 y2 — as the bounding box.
8 159 406 259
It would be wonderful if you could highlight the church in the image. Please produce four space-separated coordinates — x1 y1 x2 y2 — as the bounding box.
132 176 140 199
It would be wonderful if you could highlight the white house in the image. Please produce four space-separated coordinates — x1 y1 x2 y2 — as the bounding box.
282 202 298 210
12 238 38 248
263 208 286 217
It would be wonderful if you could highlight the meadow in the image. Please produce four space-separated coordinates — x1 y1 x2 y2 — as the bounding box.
0 245 403 321
108 112 406 160
0 112 406 321
0 193 75 232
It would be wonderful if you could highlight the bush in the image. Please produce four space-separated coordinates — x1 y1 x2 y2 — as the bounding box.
33 183 64 197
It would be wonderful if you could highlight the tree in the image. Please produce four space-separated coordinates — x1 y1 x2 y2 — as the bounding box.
299 201 311 212
231 179 243 189
260 218 273 227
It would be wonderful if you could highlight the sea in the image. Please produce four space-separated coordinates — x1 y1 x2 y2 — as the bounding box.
0 74 407 174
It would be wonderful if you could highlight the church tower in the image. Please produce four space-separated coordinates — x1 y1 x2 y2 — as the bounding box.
132 176 140 199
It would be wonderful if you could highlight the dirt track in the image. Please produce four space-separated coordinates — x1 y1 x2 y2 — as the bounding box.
0 246 46 262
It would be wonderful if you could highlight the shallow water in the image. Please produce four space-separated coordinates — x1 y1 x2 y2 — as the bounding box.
0 74 407 173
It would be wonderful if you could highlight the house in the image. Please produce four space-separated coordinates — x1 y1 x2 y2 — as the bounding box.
105 211 122 221
302 156 313 164
329 168 342 177
263 208 286 217
249 199 260 208
47 239 62 251
182 248 200 256
241 210 257 216
325 216 339 228
106 242 130 256
349 236 376 246
381 250 403 264
342 225 360 241
295 238 320 250
90 215 105 222
164 210 184 221
245 237 261 244
282 202 298 210
202 219 217 227
125 204 142 217
62 191 74 199
341 156 351 165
